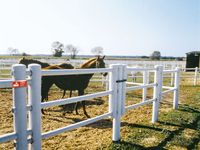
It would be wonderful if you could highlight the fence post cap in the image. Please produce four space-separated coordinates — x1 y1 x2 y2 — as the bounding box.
12 64 26 68
154 65 163 70
28 64 41 67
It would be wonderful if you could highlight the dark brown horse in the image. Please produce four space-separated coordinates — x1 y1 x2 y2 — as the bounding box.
19 57 74 100
19 57 50 68
19 57 74 70
42 56 106 117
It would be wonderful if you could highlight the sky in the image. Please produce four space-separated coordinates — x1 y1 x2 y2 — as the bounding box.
0 0 199 57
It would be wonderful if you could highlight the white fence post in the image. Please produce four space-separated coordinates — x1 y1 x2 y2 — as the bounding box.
142 70 148 101
109 64 127 142
28 64 42 149
194 67 198 86
173 67 180 109
171 65 175 86
109 64 120 142
152 65 163 123
121 65 127 116
12 64 28 150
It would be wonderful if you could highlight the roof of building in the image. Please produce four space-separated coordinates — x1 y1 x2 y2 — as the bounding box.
186 51 200 55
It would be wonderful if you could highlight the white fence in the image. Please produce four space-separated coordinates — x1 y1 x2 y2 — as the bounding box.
0 64 180 149
1 59 198 85
129 67 199 86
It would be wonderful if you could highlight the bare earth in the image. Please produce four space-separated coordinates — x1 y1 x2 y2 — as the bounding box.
0 82 199 149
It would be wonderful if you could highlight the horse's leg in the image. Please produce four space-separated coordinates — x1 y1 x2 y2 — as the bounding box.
41 77 54 115
62 90 73 115
69 90 72 98
62 90 66 98
69 90 73 113
82 100 90 118
77 90 90 118
74 101 79 115
41 96 45 114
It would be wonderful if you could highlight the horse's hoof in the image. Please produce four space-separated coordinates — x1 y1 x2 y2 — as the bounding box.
85 114 90 118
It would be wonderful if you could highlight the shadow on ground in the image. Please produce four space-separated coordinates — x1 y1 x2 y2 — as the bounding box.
109 104 200 150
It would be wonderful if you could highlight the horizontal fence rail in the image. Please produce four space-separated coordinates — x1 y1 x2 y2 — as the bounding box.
0 63 181 150
42 112 112 139
0 133 17 143
42 68 112 76
125 98 156 111
0 79 12 88
126 83 157 92
41 90 112 108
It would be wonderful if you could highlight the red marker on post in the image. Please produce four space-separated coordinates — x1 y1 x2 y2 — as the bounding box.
12 80 28 88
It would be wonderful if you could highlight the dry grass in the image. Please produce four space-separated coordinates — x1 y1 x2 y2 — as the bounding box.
1 79 200 149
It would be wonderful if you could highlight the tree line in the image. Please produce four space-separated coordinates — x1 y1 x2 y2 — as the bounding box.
6 44 184 60
51 41 104 58
7 41 104 59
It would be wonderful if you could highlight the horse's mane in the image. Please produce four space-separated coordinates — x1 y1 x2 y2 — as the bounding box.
80 58 97 68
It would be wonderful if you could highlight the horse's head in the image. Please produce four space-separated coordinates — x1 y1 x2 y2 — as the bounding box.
80 56 107 76
95 56 106 68
95 56 107 76
19 57 29 67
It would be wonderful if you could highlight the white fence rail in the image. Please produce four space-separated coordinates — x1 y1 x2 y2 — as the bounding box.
0 64 180 149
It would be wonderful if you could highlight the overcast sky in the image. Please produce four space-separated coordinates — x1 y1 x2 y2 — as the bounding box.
0 0 199 57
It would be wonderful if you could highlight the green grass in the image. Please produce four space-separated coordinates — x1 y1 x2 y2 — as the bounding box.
108 85 200 150
0 69 11 78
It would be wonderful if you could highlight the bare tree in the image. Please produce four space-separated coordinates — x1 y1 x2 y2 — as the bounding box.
65 44 79 59
51 41 64 57
7 47 19 56
91 46 103 56
150 51 161 60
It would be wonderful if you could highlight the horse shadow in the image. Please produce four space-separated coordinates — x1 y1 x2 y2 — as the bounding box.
85 97 105 105
44 96 105 113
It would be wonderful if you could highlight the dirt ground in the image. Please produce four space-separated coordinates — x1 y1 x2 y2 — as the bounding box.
0 80 193 150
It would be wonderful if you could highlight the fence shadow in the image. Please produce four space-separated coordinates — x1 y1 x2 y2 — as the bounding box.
110 104 200 149
42 103 200 149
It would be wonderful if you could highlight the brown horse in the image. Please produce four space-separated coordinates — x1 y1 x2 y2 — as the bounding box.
19 57 50 68
19 57 74 100
19 57 74 70
42 56 106 117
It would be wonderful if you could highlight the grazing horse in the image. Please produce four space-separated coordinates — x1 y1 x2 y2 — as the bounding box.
42 56 106 117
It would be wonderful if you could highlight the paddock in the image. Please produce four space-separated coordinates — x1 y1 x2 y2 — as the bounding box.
0 63 183 149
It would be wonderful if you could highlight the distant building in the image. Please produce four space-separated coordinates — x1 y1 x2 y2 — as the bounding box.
186 51 200 68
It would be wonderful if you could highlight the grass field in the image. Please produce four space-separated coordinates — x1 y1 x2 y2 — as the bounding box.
110 85 200 150
0 73 200 149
